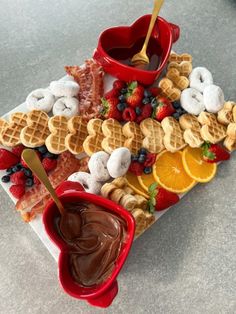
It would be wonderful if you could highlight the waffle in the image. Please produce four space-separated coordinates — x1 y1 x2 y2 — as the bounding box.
233 106 236 122
1 112 27 147
166 68 189 91
158 78 181 102
224 135 236 152
0 118 8 144
132 208 155 237
45 115 68 154
161 117 187 152
101 118 125 154
65 116 88 155
227 123 236 139
198 112 226 144
168 52 193 63
217 102 235 125
140 118 164 153
83 118 104 156
20 110 49 148
168 61 192 77
179 114 204 147
123 121 143 154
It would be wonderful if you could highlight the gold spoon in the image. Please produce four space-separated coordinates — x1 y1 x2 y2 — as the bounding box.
22 149 81 240
131 0 164 66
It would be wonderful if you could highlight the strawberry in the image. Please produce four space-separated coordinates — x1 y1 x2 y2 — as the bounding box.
128 161 144 176
126 93 142 108
9 184 25 199
152 97 175 121
0 149 20 170
126 81 143 107
42 158 57 172
101 98 122 120
136 104 152 123
202 142 230 163
104 88 119 100
12 145 25 157
148 183 179 213
144 153 156 167
148 87 162 97
113 80 126 91
11 171 26 185
122 107 136 122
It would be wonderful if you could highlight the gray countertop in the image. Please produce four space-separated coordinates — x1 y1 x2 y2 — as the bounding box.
0 0 235 313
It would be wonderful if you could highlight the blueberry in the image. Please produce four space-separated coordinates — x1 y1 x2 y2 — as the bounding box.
37 145 48 154
142 97 150 105
173 112 180 120
118 95 126 103
138 148 148 155
131 155 139 162
151 98 158 108
144 90 152 98
120 88 127 94
135 107 142 116
6 168 14 175
173 101 181 109
25 178 34 187
23 168 32 177
12 163 22 173
43 152 58 159
1 175 10 183
117 103 126 112
143 167 152 174
138 154 146 164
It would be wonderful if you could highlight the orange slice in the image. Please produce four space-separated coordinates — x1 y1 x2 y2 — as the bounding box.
153 150 196 193
125 172 149 199
182 146 217 183
138 172 156 192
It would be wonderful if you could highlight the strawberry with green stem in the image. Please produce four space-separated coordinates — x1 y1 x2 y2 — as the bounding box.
101 97 122 121
202 142 230 163
125 81 144 108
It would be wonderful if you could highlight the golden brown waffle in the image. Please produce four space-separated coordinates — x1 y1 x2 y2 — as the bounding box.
101 118 125 154
161 117 187 152
65 116 88 155
179 114 204 148
168 61 192 77
224 122 236 152
227 123 236 139
20 110 49 148
45 116 68 154
123 121 143 154
217 102 235 125
158 78 181 102
198 112 226 144
83 118 104 156
0 118 8 144
166 68 189 90
233 106 236 122
1 112 27 147
131 208 155 237
168 52 193 63
140 118 164 153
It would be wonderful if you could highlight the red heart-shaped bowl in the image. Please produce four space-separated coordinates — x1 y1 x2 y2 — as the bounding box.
42 181 135 308
93 14 180 85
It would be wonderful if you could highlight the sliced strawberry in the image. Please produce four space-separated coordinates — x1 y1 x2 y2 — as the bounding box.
0 149 20 170
202 142 230 163
153 97 175 121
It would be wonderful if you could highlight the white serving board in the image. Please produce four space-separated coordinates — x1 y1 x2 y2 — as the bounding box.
0 74 187 261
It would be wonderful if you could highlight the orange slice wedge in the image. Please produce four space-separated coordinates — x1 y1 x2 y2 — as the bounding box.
153 150 196 193
125 172 149 199
138 172 156 192
182 146 217 183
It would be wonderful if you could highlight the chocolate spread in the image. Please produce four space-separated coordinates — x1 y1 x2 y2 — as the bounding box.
55 202 127 287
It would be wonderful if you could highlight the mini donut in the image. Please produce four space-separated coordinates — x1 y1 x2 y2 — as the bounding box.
189 67 213 93
52 97 79 117
180 88 205 115
26 88 55 113
107 147 131 178
68 172 102 194
88 151 110 182
203 84 224 113
49 80 80 97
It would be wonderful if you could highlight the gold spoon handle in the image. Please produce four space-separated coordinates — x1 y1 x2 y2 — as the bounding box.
141 0 164 53
22 149 65 215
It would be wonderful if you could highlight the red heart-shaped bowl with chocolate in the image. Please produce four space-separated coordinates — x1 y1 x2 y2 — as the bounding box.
93 14 180 85
42 181 135 308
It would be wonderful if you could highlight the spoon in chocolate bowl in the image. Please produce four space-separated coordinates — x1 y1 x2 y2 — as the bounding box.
22 149 81 240
131 0 164 67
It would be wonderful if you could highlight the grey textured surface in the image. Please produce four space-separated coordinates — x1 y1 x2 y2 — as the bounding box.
0 0 235 313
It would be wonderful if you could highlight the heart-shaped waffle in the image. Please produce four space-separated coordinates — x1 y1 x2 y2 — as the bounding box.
168 52 192 63
102 118 125 154
65 116 88 155
83 118 104 156
198 112 226 144
123 121 144 155
168 61 193 77
179 114 204 148
217 102 235 125
158 78 181 102
140 118 164 153
1 112 27 147
45 116 68 154
224 122 236 152
0 118 9 144
20 110 49 148
166 68 189 91
161 116 187 152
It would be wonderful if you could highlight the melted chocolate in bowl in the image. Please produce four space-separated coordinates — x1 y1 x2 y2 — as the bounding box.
55 202 127 287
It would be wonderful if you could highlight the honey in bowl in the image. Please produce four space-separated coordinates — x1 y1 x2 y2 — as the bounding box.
107 37 163 71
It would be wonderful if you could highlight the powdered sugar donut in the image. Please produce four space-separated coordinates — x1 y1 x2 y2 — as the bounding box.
189 67 213 93
26 88 55 113
53 97 79 117
88 151 110 182
180 88 205 115
203 85 224 113
68 172 102 194
49 80 80 97
107 147 131 178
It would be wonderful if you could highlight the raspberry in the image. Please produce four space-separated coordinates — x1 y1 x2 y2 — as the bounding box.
12 145 25 157
122 107 136 122
11 171 26 185
128 161 144 176
136 104 153 123
42 158 57 172
144 153 156 167
33 175 41 185
9 184 25 199
113 80 126 91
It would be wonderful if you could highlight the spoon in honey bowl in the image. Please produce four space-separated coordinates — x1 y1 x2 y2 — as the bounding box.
131 0 164 67
22 149 81 240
